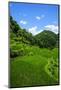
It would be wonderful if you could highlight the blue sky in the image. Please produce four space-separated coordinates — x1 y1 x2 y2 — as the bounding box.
9 2 59 35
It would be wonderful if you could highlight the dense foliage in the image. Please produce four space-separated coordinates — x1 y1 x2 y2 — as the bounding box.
35 30 58 48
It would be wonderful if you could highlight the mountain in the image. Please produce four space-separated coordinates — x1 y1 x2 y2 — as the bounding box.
35 30 57 48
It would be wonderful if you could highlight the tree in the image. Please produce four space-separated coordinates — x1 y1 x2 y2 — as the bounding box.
10 16 20 34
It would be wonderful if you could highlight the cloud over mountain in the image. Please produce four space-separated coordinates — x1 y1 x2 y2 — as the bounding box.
28 26 42 35
45 24 58 34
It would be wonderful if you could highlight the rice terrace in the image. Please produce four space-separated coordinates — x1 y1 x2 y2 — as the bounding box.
9 2 59 88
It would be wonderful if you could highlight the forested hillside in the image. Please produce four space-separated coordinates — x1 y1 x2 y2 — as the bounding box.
10 16 36 57
10 16 36 43
35 30 58 48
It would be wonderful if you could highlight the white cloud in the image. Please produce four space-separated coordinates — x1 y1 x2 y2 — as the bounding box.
20 20 27 25
28 24 58 35
36 15 45 20
36 16 41 20
45 24 58 34
28 26 42 35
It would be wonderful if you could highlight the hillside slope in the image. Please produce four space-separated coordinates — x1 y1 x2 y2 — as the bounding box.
35 30 57 48
10 16 59 87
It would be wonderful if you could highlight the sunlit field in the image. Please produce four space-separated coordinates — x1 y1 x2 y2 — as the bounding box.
10 45 59 87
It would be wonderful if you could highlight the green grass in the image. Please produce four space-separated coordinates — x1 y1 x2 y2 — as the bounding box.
10 47 59 88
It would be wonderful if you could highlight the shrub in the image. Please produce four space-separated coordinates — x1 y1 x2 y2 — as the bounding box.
28 52 33 56
10 49 19 58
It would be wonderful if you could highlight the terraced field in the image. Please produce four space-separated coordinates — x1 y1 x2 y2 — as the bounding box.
10 47 59 88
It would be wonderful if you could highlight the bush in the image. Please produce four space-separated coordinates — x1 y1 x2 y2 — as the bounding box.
28 52 33 56
10 43 28 58
10 49 19 58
